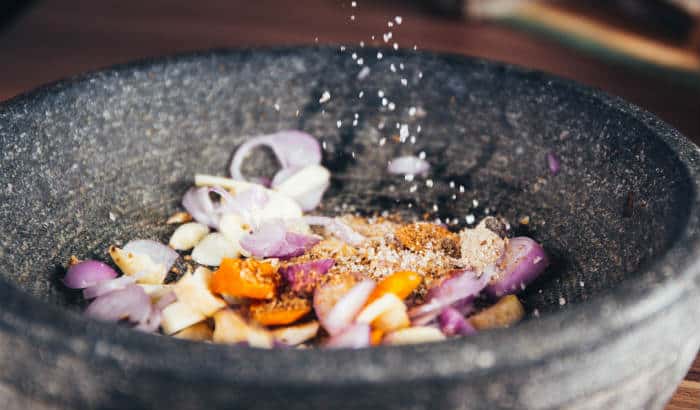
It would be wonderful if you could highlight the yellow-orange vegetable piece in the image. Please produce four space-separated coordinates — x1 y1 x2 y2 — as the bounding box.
370 329 384 346
367 270 422 303
211 258 277 300
249 303 311 326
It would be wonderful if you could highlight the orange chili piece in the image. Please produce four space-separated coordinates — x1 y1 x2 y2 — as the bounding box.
211 258 278 300
249 299 311 326
370 328 385 346
367 270 422 304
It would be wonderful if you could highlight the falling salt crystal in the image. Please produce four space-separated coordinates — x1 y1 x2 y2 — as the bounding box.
399 124 409 139
451 194 457 200
350 15 355 20
387 21 394 28
401 78 408 86
109 212 117 221
371 35 376 40
351 53 357 60
395 16 403 24
559 297 566 306
426 179 434 188
382 98 388 106
458 185 464 193
378 90 385 97
418 72 423 79
484 208 490 215
377 52 383 60
409 185 417 193
390 64 397 72
388 185 395 192
416 125 422 133
383 32 392 42
465 214 475 224
354 113 359 119
352 119 358 127
322 141 327 149
413 45 418 51
404 174 414 182
393 43 399 50
472 199 478 207
379 137 386 146
418 151 426 159
432 204 439 212
337 120 342 128
580 281 585 287
319 91 331 103
295 109 300 116
533 309 540 317
408 203 413 208
388 102 396 111
410 136 416 144
314 37 319 43
358 91 364 98
351 1 357 7
378 122 385 129
340 45 346 52
273 103 280 111
409 107 417 116
399 63 404 70
351 151 356 158
357 58 364 65
396 122 401 129
360 41 365 47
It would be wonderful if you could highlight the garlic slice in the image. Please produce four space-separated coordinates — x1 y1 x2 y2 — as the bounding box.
169 222 209 250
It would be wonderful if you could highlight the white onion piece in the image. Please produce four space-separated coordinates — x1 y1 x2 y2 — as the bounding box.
304 216 365 246
85 284 152 324
323 280 375 336
123 240 179 273
387 155 430 176
83 275 136 300
169 222 209 250
325 323 371 349
485 237 549 297
191 233 240 266
229 130 321 181
273 165 330 211
64 260 118 289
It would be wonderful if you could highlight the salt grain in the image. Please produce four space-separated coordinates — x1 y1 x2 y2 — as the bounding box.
395 16 403 24
559 297 566 306
319 91 331 103
356 58 364 65
377 52 383 60
388 102 396 111
401 78 408 86
409 185 417 193
393 43 399 50
404 174 414 182
378 90 385 97
418 151 426 159
351 1 357 7
426 179 434 188
358 91 364 98
109 212 117 221
409 107 417 116
383 32 392 42
337 120 342 128
390 64 397 72
465 214 475 224
379 137 386 146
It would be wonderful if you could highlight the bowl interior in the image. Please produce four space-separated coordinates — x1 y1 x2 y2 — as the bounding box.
0 47 692 322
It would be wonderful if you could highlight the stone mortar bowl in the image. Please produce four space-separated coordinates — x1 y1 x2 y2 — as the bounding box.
0 47 699 410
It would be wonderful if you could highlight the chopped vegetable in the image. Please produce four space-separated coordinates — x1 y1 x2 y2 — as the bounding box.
325 323 371 348
319 279 375 336
172 267 226 317
279 259 335 295
169 222 209 251
372 303 410 332
211 258 278 299
191 232 241 266
249 296 311 326
173 322 213 341
63 260 117 289
356 293 404 324
383 326 445 345
486 237 549 297
438 307 476 336
271 321 319 345
469 295 525 330
367 270 422 304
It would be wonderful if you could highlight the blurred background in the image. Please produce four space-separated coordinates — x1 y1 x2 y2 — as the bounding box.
0 0 698 408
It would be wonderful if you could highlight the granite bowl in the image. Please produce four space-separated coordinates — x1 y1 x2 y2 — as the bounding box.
0 47 699 410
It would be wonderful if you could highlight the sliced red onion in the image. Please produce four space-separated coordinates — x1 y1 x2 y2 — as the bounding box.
83 275 136 299
155 291 178 310
387 155 430 176
85 284 152 324
240 221 320 259
438 307 477 336
325 323 371 349
63 260 118 289
314 275 357 329
304 216 365 246
230 130 322 182
485 237 549 298
408 269 491 321
123 240 179 273
322 280 375 336
182 186 237 228
280 259 335 294
547 152 560 175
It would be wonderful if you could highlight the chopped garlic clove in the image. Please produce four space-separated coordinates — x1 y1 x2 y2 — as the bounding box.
271 321 320 346
108 245 167 285
173 267 226 317
372 303 410 332
218 213 248 246
383 326 445 345
274 165 330 211
191 233 240 266
173 321 213 341
169 222 209 250
161 301 206 335
356 293 404 324
138 284 174 301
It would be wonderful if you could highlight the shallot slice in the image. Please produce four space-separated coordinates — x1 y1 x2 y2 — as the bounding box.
325 323 371 349
64 260 118 289
438 307 476 336
83 275 136 300
240 222 320 259
322 280 375 336
85 284 152 324
485 237 549 297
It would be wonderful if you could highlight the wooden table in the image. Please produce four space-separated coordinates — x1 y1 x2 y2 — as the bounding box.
0 1 697 408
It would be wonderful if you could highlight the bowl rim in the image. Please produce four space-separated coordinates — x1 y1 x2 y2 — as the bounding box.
1 45 699 386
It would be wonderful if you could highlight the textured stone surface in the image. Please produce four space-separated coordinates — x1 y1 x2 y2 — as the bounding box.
0 47 698 409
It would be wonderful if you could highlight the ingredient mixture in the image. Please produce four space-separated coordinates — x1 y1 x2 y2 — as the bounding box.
63 130 549 348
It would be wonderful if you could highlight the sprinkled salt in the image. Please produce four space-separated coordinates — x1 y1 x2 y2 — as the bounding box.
409 107 417 116
359 41 365 47
336 120 342 128
399 63 404 70
383 32 392 42
451 194 457 200
432 204 439 212
381 98 388 106
109 212 117 221
388 102 396 111
390 64 397 72
404 174 414 182
472 199 479 207
273 103 280 111
449 181 455 188
340 45 346 52
418 71 423 79
401 78 408 86
319 91 331 103
322 141 327 149
410 136 416 144
399 124 409 139
356 58 364 65
395 16 403 24
387 21 394 28
350 15 355 20
351 1 357 7
533 309 540 317
580 281 585 287
351 53 357 60
459 185 465 193
378 90 385 97
559 297 566 306
416 125 422 133
352 119 358 127
379 137 386 146
358 91 364 98
377 52 383 60
393 43 399 50
409 185 417 193
426 179 434 188
465 214 475 224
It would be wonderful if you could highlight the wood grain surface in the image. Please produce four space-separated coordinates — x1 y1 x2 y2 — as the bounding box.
0 1 697 408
